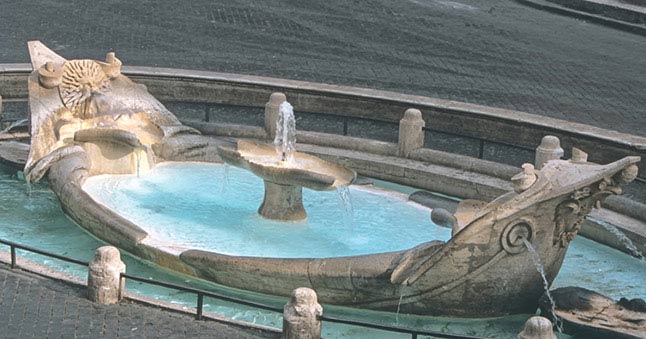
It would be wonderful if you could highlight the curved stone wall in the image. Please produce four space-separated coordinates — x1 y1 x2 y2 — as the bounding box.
1 63 644 255
2 63 644 176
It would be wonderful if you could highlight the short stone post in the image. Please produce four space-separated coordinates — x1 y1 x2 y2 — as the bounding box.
265 92 287 140
398 108 425 158
87 246 126 304
534 136 563 170
517 316 557 339
283 288 323 339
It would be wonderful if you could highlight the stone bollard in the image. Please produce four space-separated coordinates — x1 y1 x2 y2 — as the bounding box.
265 92 287 140
87 246 126 304
283 288 323 339
102 51 122 79
518 316 557 339
534 136 563 170
398 108 425 158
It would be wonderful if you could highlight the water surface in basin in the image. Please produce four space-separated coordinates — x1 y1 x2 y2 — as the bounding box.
83 162 451 258
2 163 645 338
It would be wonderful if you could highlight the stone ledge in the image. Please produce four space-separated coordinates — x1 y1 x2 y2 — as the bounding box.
2 64 645 151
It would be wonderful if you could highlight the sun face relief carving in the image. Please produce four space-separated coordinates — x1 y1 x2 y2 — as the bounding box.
59 59 110 112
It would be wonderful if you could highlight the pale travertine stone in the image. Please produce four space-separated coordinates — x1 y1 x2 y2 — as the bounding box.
534 135 563 170
217 139 355 220
517 316 556 339
398 108 425 157
87 246 126 304
283 288 323 339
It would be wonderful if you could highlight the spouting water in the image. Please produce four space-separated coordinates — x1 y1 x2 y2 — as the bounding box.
221 163 230 194
396 293 404 324
336 186 354 227
274 101 296 164
395 284 413 324
522 239 562 332
592 217 645 262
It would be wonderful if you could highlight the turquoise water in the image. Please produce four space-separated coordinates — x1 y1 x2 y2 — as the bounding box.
83 162 451 258
2 162 645 338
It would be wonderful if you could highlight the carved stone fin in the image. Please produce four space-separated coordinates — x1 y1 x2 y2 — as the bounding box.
28 40 66 70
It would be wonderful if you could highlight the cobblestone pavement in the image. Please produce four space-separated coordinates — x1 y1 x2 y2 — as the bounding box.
0 266 278 339
0 0 645 136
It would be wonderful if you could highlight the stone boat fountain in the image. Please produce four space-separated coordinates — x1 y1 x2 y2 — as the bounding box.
23 41 641 317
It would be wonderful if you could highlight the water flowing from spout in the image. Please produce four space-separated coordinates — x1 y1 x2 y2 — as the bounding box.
396 293 404 324
336 186 354 227
221 163 230 194
274 101 296 164
592 217 645 262
522 239 562 332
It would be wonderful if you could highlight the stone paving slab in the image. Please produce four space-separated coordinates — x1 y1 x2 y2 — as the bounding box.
0 265 279 339
0 0 645 137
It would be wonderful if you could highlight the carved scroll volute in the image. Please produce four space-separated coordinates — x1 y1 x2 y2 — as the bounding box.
59 60 110 119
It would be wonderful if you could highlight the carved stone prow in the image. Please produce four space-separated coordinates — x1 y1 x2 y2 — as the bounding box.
390 155 641 287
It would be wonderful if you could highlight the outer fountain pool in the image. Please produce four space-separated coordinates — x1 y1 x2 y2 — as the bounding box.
83 162 451 258
1 163 644 338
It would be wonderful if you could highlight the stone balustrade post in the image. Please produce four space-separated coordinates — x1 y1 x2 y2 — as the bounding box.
87 246 126 304
398 108 425 157
265 92 287 140
534 135 563 170
517 316 557 339
283 287 323 339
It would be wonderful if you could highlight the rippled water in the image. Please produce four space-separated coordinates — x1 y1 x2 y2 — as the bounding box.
3 162 645 338
83 162 450 258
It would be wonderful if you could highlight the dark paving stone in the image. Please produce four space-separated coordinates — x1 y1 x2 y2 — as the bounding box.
346 117 399 142
295 111 346 135
163 102 209 121
0 0 644 136
424 130 482 158
208 104 264 126
482 141 536 167
0 266 279 339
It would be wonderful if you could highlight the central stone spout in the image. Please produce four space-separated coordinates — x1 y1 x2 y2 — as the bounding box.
274 101 296 164
259 181 306 220
217 100 356 221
